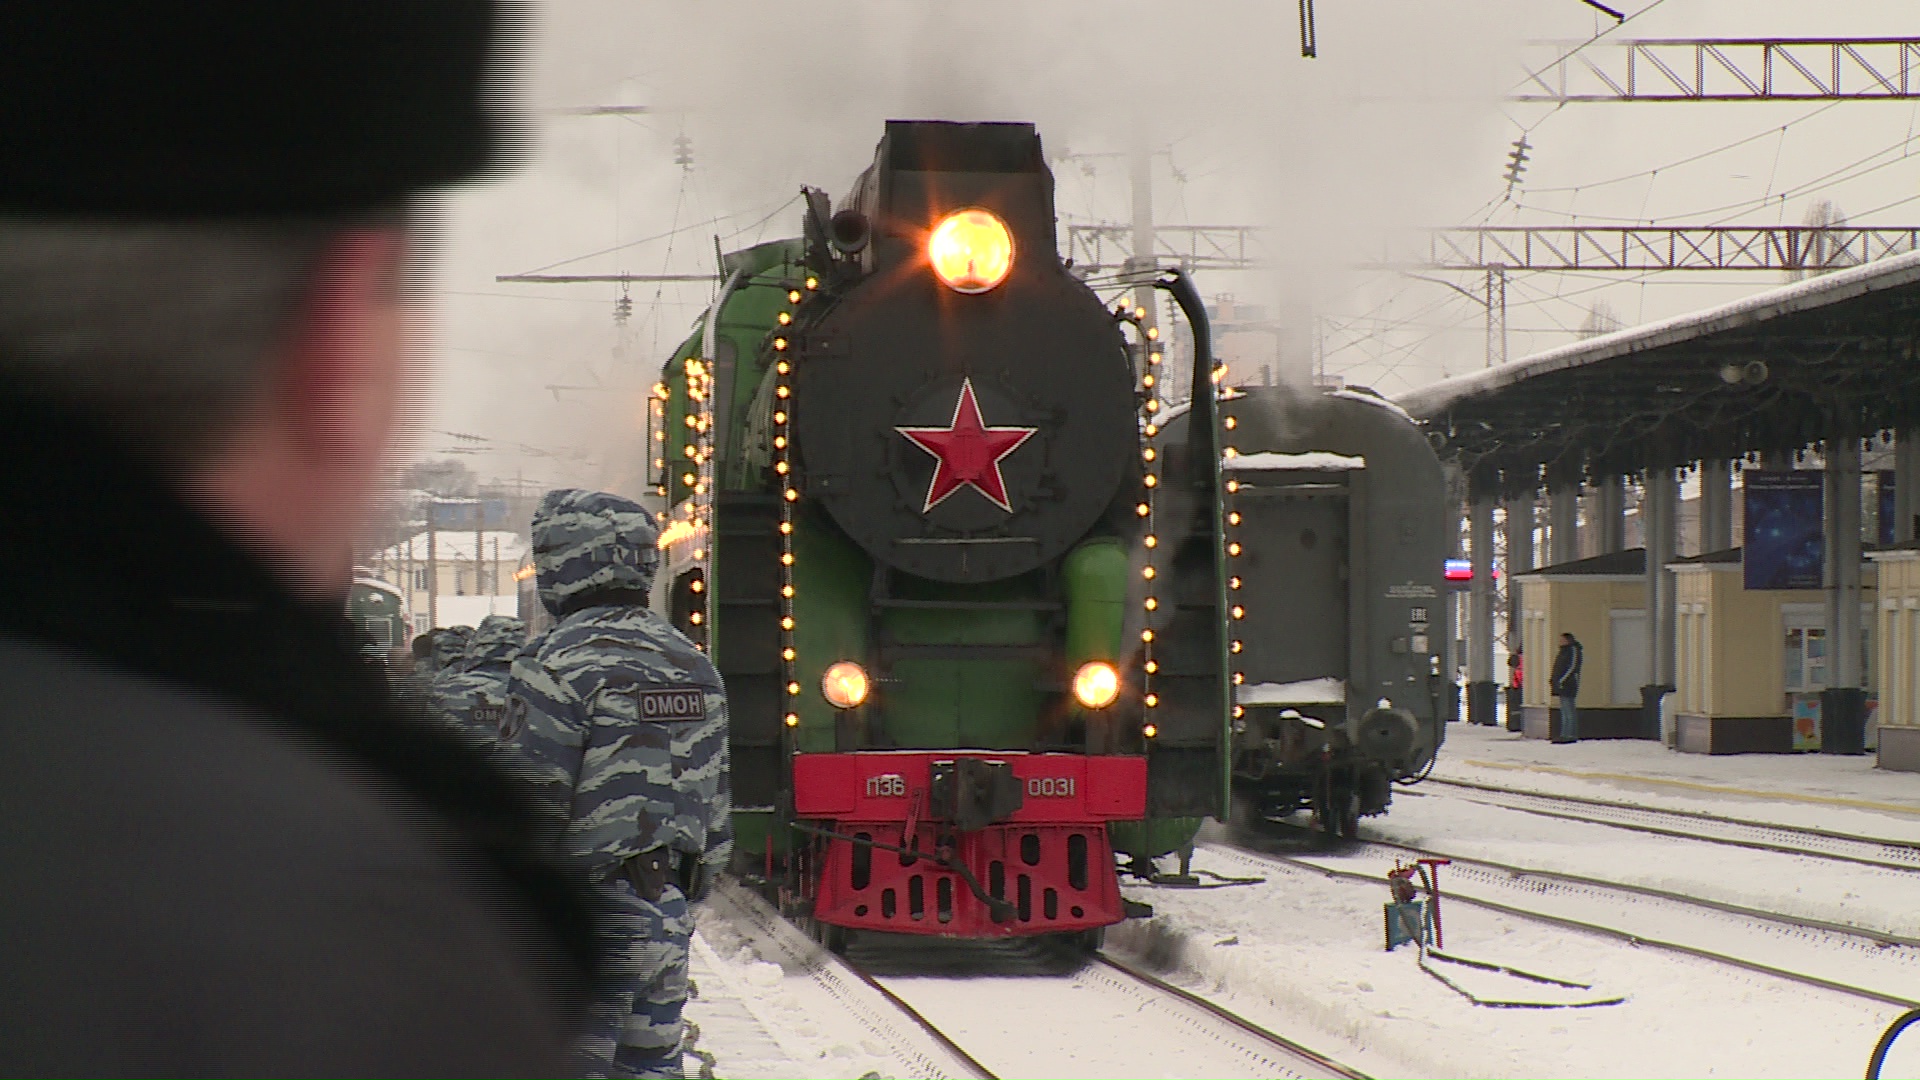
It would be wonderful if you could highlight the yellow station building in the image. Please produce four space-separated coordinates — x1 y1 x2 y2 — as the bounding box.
1519 547 1891 758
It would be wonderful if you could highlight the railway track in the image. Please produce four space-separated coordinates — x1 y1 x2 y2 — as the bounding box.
706 877 1366 1079
1412 776 1920 872
703 879 994 1080
1209 831 1920 1011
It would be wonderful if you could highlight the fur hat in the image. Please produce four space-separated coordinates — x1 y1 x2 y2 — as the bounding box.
0 3 521 217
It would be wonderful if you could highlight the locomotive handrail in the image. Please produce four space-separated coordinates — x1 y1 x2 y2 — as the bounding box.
698 266 746 665
1153 268 1233 820
1155 269 1217 485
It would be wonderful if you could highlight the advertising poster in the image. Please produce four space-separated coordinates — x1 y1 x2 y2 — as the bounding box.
1791 693 1822 751
1743 470 1824 591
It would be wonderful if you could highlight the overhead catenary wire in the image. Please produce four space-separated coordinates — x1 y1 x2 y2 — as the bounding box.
1512 111 1920 226
1523 100 1848 196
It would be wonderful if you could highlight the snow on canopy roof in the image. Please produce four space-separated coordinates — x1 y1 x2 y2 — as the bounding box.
1224 451 1366 471
380 529 527 562
431 594 519 630
1238 677 1347 706
1393 248 1920 420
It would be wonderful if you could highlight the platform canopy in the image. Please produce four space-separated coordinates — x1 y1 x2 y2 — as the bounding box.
1395 250 1920 493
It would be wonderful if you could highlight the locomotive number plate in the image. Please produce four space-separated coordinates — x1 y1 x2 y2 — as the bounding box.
1026 776 1076 798
866 773 907 798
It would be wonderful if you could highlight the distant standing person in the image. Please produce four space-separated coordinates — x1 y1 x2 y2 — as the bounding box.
1551 632 1584 743
512 489 732 1079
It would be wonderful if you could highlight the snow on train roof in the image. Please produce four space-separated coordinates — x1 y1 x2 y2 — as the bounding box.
1329 388 1413 422
1237 677 1347 706
1222 451 1366 471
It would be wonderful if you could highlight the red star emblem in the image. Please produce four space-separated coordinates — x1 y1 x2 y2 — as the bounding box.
895 378 1037 514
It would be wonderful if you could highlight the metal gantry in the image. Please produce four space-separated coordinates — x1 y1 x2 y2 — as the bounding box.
1515 38 1920 102
1408 225 1920 272
1073 223 1920 274
1067 223 1267 274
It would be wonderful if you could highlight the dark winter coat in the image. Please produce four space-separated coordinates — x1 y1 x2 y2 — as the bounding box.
0 388 602 1076
1552 638 1584 698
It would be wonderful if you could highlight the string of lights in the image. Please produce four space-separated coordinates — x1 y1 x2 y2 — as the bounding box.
683 346 715 649
776 275 818 733
1220 390 1246 728
1122 303 1164 739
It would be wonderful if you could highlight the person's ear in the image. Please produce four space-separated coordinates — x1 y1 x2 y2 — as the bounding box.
273 228 412 465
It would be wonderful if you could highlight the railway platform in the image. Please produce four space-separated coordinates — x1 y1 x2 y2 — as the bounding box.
1437 721 1920 838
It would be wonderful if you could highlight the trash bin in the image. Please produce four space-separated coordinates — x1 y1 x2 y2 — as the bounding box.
1639 684 1668 741
1820 687 1869 755
1504 686 1524 732
1468 681 1499 727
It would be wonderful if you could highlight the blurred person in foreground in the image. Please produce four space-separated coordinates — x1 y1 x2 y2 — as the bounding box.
435 614 529 753
511 490 732 1079
0 5 604 1075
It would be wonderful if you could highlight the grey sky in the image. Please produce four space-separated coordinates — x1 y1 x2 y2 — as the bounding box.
424 0 1920 490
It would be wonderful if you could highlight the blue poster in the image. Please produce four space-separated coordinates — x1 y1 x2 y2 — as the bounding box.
1743 470 1823 591
430 499 510 528
1880 471 1898 548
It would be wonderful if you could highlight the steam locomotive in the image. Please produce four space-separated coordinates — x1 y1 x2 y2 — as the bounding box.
648 120 1229 945
1180 385 1448 837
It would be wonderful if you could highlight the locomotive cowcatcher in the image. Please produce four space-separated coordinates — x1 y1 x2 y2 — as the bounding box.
647 121 1230 945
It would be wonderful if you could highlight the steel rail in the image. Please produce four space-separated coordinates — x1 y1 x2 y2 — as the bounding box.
704 880 997 1080
850 936 1366 1080
1093 953 1372 1080
1210 841 1920 1011
1414 777 1920 873
1318 833 1920 948
722 872 1360 1079
843 966 1000 1080
1428 775 1920 847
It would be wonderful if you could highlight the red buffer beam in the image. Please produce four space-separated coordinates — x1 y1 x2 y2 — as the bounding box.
1515 38 1920 102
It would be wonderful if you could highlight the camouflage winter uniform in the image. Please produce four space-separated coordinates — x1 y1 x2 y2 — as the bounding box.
431 615 525 752
509 489 730 1080
426 626 474 686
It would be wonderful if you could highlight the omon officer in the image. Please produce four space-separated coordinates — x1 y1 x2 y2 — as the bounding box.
512 489 732 1079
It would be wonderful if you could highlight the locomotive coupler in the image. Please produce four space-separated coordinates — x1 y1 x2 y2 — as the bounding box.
928 757 1025 831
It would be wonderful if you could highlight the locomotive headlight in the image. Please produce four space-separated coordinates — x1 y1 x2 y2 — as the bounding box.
1072 661 1121 709
928 208 1014 294
821 661 870 709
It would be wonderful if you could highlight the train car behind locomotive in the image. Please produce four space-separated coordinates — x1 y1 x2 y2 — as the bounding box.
1160 385 1447 837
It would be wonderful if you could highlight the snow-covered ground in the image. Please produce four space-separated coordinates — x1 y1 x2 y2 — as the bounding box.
1113 846 1916 1079
1370 788 1920 939
874 958 1353 1079
1441 721 1920 839
679 726 1920 1079
687 882 986 1080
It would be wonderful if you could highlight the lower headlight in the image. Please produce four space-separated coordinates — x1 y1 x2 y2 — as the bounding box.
822 661 869 709
1072 661 1121 709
